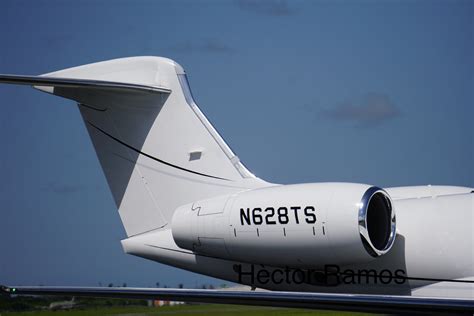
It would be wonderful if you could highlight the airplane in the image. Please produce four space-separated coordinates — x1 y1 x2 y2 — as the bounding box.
0 56 473 314
48 297 77 311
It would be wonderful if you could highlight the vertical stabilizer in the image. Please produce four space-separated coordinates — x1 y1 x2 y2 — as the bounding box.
0 57 270 236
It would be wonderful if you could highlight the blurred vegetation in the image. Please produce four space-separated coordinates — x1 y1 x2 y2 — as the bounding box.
0 300 378 316
0 296 380 316
0 295 147 312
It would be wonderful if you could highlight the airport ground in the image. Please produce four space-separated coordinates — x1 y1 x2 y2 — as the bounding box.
0 296 379 316
0 304 377 316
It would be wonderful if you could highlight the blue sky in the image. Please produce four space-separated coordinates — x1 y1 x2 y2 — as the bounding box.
0 0 472 288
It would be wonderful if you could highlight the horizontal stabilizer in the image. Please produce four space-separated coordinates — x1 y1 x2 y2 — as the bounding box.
0 74 171 109
0 74 171 93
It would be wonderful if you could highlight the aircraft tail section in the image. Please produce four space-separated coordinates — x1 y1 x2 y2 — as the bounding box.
0 57 269 237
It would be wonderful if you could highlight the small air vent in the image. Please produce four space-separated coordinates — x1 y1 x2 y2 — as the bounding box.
189 151 202 161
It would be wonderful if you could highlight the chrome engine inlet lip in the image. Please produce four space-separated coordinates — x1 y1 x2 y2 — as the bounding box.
358 186 396 257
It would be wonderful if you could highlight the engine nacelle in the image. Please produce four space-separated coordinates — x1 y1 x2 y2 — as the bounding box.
171 183 396 268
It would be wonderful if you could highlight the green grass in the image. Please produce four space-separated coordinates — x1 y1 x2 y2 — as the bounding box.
1 304 378 316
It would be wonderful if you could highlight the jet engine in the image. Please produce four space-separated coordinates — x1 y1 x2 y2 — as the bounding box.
172 183 396 268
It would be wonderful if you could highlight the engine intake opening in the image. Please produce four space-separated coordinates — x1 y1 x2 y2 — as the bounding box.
358 187 396 257
367 193 392 251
